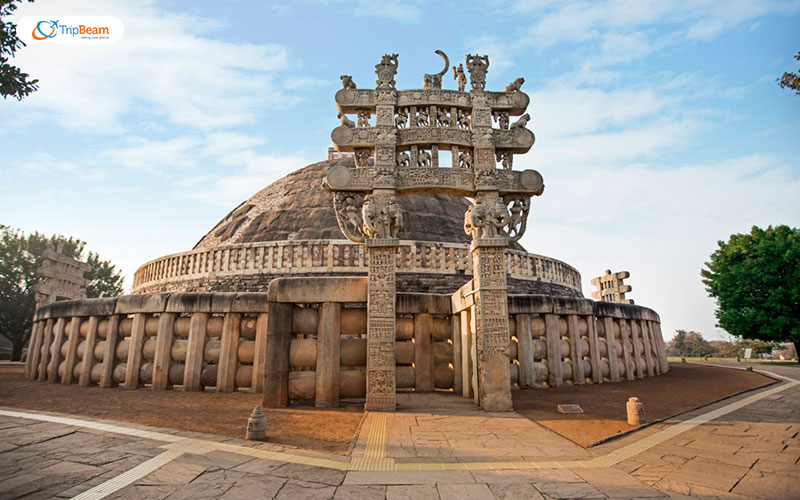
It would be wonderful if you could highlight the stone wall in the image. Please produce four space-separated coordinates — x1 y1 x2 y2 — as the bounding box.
132 239 583 297
25 278 668 406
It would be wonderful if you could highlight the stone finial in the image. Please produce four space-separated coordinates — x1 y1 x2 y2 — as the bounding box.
340 75 356 89
423 50 449 89
465 54 489 91
246 404 267 441
591 269 633 304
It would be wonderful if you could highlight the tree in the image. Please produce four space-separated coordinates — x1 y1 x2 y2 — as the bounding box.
0 225 124 360
778 51 800 96
666 329 714 357
1 0 38 100
701 225 800 358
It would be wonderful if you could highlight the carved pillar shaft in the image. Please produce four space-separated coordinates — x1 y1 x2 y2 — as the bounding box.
471 240 513 411
365 238 398 411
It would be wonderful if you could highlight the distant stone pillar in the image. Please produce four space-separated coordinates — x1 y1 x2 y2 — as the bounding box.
365 238 397 411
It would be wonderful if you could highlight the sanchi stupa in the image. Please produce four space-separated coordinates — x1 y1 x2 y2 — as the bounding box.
23 51 669 413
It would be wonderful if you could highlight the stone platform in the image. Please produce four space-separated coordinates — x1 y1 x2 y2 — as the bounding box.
1 363 797 499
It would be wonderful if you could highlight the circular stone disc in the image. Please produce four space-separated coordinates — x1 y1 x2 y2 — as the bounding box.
326 165 352 190
331 126 354 145
519 169 544 193
335 88 355 105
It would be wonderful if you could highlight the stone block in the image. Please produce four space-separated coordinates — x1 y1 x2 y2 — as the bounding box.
507 294 553 314
165 293 214 313
396 365 415 388
396 293 450 314
231 293 270 313
552 296 594 315
115 294 170 314
268 277 367 303
210 293 237 312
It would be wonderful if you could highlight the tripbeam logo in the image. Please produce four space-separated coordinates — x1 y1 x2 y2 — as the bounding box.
20 16 124 45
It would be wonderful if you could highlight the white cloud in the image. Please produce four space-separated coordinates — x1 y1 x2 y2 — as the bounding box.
3 0 296 134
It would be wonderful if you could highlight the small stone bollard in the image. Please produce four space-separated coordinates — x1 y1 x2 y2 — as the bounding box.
246 405 267 441
626 397 646 426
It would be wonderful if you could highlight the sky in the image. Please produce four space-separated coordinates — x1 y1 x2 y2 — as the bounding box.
1 0 799 342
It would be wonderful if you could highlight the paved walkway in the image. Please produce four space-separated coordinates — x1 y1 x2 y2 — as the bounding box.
0 363 797 499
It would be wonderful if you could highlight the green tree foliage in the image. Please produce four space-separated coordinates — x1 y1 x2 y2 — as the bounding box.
0 225 123 360
666 329 714 357
778 51 800 96
701 225 800 357
0 0 38 100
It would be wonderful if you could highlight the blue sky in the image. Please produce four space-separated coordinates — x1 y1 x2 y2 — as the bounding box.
2 0 799 341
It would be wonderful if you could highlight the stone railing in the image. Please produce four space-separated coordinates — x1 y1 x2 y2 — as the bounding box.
131 240 582 294
451 284 668 397
25 278 667 408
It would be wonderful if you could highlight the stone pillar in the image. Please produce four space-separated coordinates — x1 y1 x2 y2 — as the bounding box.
26 321 44 379
471 239 512 411
99 316 120 388
640 320 655 377
459 309 472 399
315 302 341 407
124 313 147 388
451 313 462 395
515 314 535 388
619 319 635 381
217 313 241 392
184 312 208 391
365 238 397 411
414 313 434 392
586 316 603 384
544 314 563 387
251 312 269 392
603 317 620 382
37 319 54 381
79 316 99 386
152 312 177 390
262 302 293 408
48 317 66 383
567 315 584 384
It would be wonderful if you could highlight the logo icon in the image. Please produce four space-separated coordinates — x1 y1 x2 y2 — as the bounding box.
31 20 59 40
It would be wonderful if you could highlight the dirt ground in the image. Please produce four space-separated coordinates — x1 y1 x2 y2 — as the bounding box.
1 362 775 453
512 362 776 447
0 365 362 455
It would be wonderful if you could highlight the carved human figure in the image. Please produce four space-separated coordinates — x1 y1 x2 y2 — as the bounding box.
396 151 410 168
338 112 355 128
504 77 524 92
507 198 525 238
340 75 357 89
362 195 380 239
395 108 408 128
457 109 470 129
465 54 490 91
510 113 530 130
355 149 371 168
497 151 513 170
357 109 371 128
333 193 365 243
436 108 449 127
417 107 429 127
452 63 467 92
493 111 509 130
458 150 473 168
417 150 431 167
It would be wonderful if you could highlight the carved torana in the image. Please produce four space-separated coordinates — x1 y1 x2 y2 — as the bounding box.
325 50 545 412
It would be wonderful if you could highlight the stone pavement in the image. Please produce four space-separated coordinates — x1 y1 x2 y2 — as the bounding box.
0 363 797 499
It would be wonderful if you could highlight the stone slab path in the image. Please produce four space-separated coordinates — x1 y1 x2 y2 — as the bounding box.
1 363 797 499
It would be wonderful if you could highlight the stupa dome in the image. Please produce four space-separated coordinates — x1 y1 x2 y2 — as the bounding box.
194 156 526 251
132 154 581 296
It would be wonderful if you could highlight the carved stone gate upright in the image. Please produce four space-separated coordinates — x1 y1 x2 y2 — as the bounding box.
325 52 544 411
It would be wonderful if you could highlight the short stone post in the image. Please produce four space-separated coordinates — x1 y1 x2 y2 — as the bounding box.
627 397 645 425
315 302 341 407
